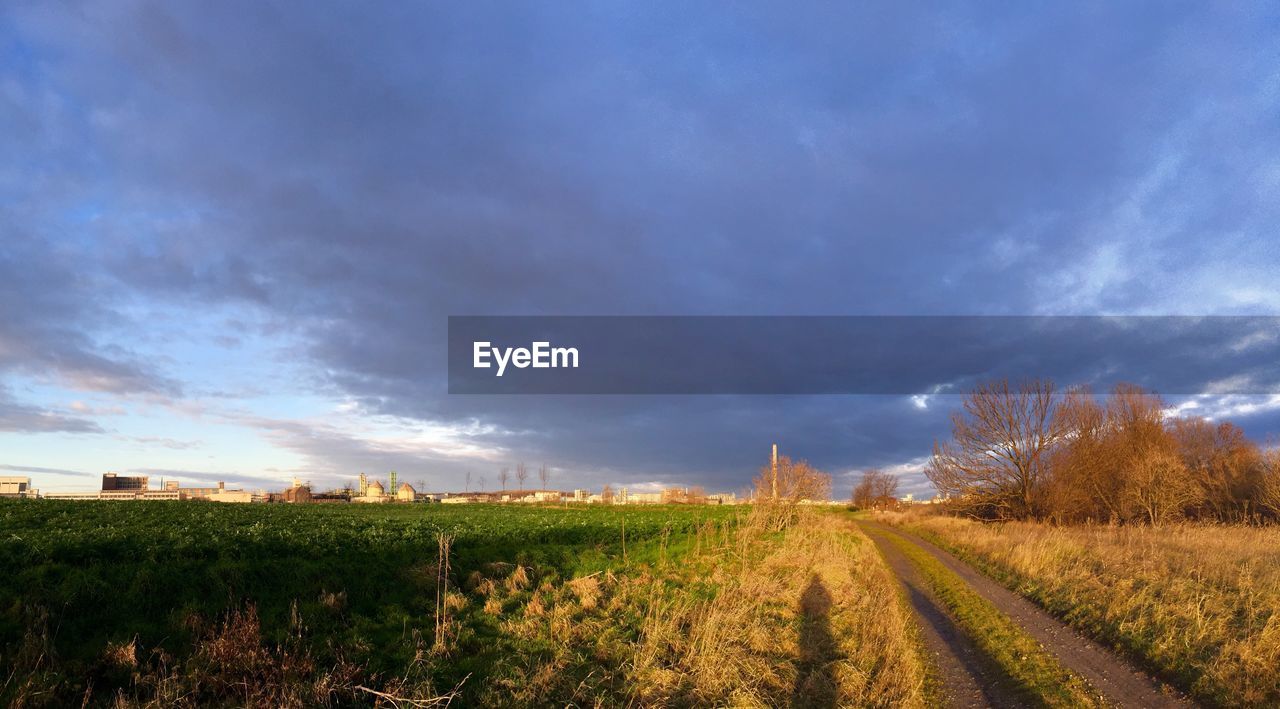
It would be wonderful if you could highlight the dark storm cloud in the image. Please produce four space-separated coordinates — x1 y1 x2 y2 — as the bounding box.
448 316 1280 395
0 64 179 398
4 3 1280 490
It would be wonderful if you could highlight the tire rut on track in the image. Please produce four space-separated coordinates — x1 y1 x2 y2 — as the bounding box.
861 523 1023 708
859 520 1193 709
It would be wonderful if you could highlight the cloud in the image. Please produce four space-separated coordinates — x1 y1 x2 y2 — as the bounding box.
125 468 287 490
116 435 203 450
0 463 93 478
0 387 104 433
2 3 1279 494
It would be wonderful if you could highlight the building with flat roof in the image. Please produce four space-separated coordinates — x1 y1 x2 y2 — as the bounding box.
102 473 148 491
0 476 36 498
100 490 180 501
42 491 101 501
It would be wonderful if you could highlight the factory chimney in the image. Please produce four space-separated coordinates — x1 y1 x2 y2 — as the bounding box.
771 443 778 500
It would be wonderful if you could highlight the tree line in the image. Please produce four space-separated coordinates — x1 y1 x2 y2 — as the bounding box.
926 379 1280 524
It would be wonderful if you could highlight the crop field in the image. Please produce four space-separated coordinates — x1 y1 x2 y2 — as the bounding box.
0 501 741 705
887 510 1280 707
0 501 931 707
20 498 1265 707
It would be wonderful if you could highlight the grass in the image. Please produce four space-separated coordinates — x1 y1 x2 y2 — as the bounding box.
419 508 930 706
866 524 1104 708
0 501 734 706
0 501 930 706
887 510 1280 708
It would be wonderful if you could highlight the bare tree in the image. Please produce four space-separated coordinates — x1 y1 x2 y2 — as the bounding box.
1122 444 1198 525
515 463 528 491
478 475 486 491
1044 386 1114 522
1172 418 1263 521
752 455 831 503
499 467 509 492
601 484 614 504
751 454 831 530
852 469 898 509
927 378 1064 520
1047 383 1172 523
538 464 550 491
465 471 472 493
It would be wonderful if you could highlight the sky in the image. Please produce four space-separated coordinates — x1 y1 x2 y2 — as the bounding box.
3 3 1280 497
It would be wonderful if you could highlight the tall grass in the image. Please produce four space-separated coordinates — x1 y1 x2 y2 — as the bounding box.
628 510 928 706
483 508 929 706
4 505 929 706
887 511 1280 707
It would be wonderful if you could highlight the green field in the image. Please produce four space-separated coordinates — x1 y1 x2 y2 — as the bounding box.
0 500 741 706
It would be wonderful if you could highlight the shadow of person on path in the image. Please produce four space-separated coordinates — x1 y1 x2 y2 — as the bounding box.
792 574 839 708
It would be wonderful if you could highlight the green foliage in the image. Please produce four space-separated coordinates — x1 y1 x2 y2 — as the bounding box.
0 500 738 704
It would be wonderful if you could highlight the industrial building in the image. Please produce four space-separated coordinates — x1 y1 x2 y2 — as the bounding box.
353 479 389 503
39 474 258 502
17 469 737 507
0 476 37 498
101 472 148 491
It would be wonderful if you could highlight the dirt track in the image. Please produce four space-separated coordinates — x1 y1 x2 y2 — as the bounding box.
859 520 1194 709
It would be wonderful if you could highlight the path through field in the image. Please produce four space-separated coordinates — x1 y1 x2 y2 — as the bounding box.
858 520 1193 709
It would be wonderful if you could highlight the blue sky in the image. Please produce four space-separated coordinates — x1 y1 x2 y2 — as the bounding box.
3 3 1280 496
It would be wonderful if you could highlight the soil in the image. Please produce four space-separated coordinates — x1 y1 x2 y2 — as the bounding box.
859 520 1194 709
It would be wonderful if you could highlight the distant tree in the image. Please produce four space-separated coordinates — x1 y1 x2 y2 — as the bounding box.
752 455 831 503
538 464 550 491
478 475 486 491
516 463 528 491
499 467 509 492
601 484 614 504
852 469 898 509
465 471 472 493
751 454 831 530
927 378 1063 520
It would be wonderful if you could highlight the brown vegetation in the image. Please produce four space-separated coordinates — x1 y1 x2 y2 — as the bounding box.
927 378 1062 520
379 508 927 706
750 455 832 530
852 468 899 510
628 512 927 707
928 378 1280 524
9 509 929 707
890 510 1280 707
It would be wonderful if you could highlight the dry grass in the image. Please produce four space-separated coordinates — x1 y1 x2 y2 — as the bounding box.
7 510 926 707
481 509 930 706
885 510 1280 707
632 513 927 706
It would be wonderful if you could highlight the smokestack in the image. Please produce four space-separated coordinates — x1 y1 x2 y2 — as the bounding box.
771 443 778 500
